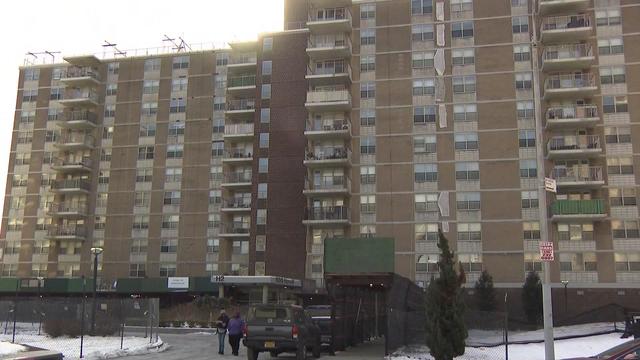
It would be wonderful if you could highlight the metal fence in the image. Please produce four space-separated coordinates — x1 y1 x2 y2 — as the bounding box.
0 296 159 358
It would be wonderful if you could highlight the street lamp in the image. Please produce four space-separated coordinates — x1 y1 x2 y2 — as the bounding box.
561 280 569 313
36 277 44 335
90 247 104 334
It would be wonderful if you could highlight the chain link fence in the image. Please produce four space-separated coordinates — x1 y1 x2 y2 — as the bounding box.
0 296 159 358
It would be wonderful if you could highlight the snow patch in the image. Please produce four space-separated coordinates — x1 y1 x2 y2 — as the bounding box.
0 341 27 356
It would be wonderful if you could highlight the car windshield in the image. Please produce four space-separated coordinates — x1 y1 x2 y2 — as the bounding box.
593 340 640 358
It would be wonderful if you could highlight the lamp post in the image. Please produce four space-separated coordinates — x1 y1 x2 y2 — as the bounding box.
90 247 103 334
561 280 569 313
37 276 44 335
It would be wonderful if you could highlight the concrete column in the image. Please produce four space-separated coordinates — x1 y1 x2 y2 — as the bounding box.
219 285 225 299
262 285 269 304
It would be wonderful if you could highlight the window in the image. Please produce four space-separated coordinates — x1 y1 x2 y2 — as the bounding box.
258 183 268 199
104 105 116 118
214 75 226 89
257 209 267 225
100 148 112 162
258 133 269 148
598 38 624 55
162 215 179 229
2 264 18 277
132 215 149 230
412 51 435 69
130 239 148 254
413 78 436 96
207 238 220 253
138 146 154 160
45 130 58 142
139 122 156 137
33 240 50 254
171 77 188 92
361 29 376 45
212 141 224 157
94 216 106 230
10 196 25 209
414 135 437 154
129 264 146 278
214 97 226 111
208 214 221 229
452 21 474 38
612 220 639 239
453 75 476 94
216 53 229 66
607 157 633 175
361 4 375 19
168 121 185 136
457 192 480 211
519 129 536 148
360 225 376 237
559 253 597 272
48 108 61 121
514 44 531 62
172 56 189 69
360 108 376 126
459 254 483 272
42 153 54 165
167 144 184 158
515 72 532 90
159 264 177 277
451 0 473 13
360 55 376 72
161 239 178 253
20 110 35 124
210 166 223 182
206 263 219 276
525 252 542 272
209 190 222 205
15 153 31 166
605 127 631 144
412 24 434 42
360 166 376 184
12 174 28 187
24 68 39 81
415 163 438 182
107 62 119 75
212 118 224 133
260 108 270 123
101 126 114 140
22 89 37 102
106 83 117 96
17 131 33 144
452 49 474 66
615 253 640 272
360 137 376 155
557 223 593 241
523 221 541 240
412 0 433 15
261 84 271 99
414 105 437 124
259 158 269 173
453 104 477 122
521 191 539 209
262 61 272 76
163 191 181 205
415 224 439 243
361 82 376 99
360 195 376 213
415 194 439 213
603 96 627 113
50 87 64 100
600 66 626 85
134 191 150 207
263 37 273 52
596 9 621 26
170 98 186 113
454 133 478 151
520 159 538 178
517 101 534 119
142 102 158 116
455 162 479 180
512 0 527 7
609 188 637 206
136 168 153 183
144 58 161 72
512 16 529 33
7 219 23 232
458 223 481 241
98 171 110 184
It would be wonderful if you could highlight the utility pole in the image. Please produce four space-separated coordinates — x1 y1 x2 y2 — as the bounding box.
531 3 555 359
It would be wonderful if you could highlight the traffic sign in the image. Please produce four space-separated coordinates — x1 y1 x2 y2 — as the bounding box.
544 177 557 193
539 242 554 262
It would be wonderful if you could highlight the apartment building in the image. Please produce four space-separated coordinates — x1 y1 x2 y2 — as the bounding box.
2 0 640 302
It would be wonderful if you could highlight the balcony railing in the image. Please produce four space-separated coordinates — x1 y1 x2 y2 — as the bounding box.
224 150 253 159
223 198 252 209
543 44 593 61
63 110 98 125
56 133 95 147
221 222 250 234
53 156 93 169
52 179 91 191
306 176 350 191
48 203 88 215
547 135 601 152
551 166 603 184
547 105 598 121
542 14 591 31
306 147 350 161
306 89 351 104
308 35 352 49
308 63 352 77
227 75 256 88
64 91 99 103
229 54 257 65
62 67 100 81
550 199 605 216
306 119 350 132
545 73 596 91
308 7 351 22
223 172 253 184
226 99 256 111
224 123 254 136
306 206 349 221
47 225 87 238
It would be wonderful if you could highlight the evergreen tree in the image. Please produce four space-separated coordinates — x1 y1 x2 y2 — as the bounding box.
474 270 497 311
522 271 543 325
425 230 468 360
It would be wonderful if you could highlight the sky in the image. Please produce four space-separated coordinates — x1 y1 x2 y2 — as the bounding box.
0 0 285 214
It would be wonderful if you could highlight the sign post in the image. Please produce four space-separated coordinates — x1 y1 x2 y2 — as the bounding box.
544 177 557 193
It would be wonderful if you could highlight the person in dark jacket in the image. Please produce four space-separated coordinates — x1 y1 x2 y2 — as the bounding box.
227 311 245 356
216 309 230 355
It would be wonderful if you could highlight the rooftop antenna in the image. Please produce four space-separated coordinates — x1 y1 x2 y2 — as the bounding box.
163 34 189 52
103 40 126 57
44 51 61 62
25 51 61 65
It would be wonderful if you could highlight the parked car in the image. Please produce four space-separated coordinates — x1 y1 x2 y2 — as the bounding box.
306 304 344 354
243 304 321 360
563 339 640 359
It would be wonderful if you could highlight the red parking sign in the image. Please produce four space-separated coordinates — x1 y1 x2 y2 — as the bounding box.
539 242 554 262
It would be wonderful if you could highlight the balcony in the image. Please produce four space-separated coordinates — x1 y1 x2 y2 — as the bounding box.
227 75 257 95
538 0 590 16
304 119 350 139
547 135 601 159
306 63 352 85
221 172 253 188
220 199 252 212
303 206 350 226
227 54 257 71
542 44 595 72
545 105 599 129
54 133 95 151
51 157 93 173
543 73 597 100
58 110 98 129
550 199 606 222
59 67 101 87
304 176 351 196
307 7 352 34
307 35 352 60
551 166 605 188
223 123 254 140
304 147 351 167
58 91 99 107
540 15 592 44
48 203 88 218
225 99 256 116
222 149 253 163
219 222 250 237
51 179 91 194
305 89 352 111
46 225 87 241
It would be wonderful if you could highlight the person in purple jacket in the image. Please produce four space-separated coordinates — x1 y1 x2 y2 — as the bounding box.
227 311 245 356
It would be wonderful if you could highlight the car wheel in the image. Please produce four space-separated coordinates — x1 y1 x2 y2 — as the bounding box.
247 347 259 360
296 343 307 360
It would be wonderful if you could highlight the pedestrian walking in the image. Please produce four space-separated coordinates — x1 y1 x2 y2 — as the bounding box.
227 311 245 356
216 309 230 355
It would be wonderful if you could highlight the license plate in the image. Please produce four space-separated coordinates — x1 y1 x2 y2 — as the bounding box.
264 341 276 349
